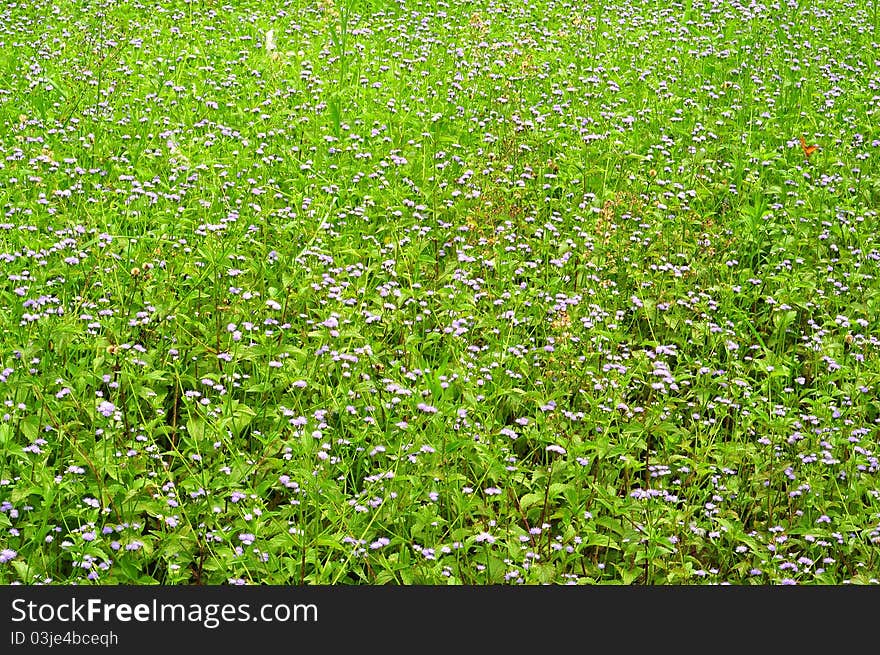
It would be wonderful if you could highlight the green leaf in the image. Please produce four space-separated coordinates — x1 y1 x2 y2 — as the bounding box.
11 485 36 504
245 382 276 393
20 416 40 443
583 534 621 550
186 417 205 441
0 423 11 446
224 401 255 437
615 564 641 585
12 560 33 583
519 492 543 510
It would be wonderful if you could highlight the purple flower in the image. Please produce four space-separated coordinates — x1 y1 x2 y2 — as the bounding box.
370 537 390 550
97 401 116 417
0 549 17 563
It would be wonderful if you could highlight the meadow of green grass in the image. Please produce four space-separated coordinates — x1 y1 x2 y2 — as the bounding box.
0 0 878 585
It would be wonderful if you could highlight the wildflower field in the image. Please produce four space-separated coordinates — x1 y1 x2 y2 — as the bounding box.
1 0 879 585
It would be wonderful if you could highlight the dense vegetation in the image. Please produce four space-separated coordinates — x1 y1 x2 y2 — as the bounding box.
0 0 879 584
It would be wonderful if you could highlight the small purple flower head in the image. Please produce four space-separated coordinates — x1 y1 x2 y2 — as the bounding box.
370 537 390 550
0 549 17 563
97 401 116 417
